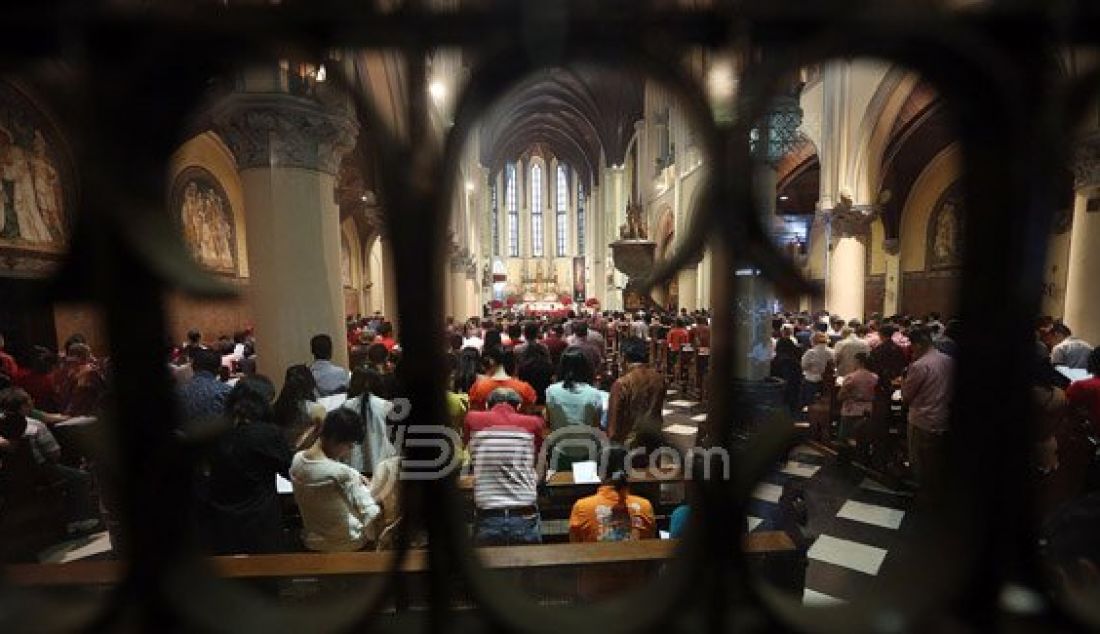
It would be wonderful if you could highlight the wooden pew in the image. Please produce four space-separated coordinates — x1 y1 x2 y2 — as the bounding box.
4 532 796 586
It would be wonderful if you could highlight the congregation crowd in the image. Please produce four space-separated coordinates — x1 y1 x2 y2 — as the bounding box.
2 306 1100 595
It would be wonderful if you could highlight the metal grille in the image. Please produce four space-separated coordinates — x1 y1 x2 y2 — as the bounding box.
1 1 1098 632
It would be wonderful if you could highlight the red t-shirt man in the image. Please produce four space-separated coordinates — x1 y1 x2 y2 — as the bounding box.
1067 376 1100 435
667 327 691 351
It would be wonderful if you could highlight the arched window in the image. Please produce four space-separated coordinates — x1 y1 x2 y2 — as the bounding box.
531 163 544 257
577 180 585 255
506 163 518 257
556 164 568 257
490 178 499 257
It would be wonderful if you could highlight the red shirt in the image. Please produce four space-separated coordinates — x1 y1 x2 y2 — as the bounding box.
667 328 691 350
463 403 547 457
15 371 59 412
374 336 397 352
0 351 17 378
1066 377 1100 435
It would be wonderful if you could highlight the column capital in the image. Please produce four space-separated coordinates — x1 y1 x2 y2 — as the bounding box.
1073 133 1100 191
824 195 878 238
882 238 900 256
213 93 359 176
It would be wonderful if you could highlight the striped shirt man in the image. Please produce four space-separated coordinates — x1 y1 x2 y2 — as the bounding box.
464 401 546 510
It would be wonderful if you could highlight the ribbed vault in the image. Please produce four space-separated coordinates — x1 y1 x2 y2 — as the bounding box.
479 66 643 190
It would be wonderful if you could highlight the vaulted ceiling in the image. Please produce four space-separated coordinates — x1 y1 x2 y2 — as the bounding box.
478 66 644 190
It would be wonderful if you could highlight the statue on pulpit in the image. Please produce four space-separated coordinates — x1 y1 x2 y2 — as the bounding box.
619 202 648 240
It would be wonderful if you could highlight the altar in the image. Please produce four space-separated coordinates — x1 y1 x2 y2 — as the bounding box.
520 301 570 318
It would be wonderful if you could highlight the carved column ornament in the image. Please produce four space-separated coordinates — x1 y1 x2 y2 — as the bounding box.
825 195 878 239
214 93 359 176
882 238 900 256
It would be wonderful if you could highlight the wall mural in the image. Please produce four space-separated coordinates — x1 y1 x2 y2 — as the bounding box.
0 82 70 256
927 180 965 270
171 166 237 275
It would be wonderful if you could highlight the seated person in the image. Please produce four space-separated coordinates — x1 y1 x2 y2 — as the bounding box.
341 368 397 476
0 388 99 535
568 446 656 600
291 408 382 552
203 376 292 555
569 446 656 543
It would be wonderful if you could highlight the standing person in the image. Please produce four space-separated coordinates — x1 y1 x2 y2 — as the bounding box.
373 322 398 353
837 353 878 460
291 408 382 552
770 338 803 419
176 347 232 427
467 345 537 411
462 322 485 352
693 315 711 348
566 321 604 373
454 347 482 394
606 337 665 451
800 332 835 409
272 365 325 451
1050 324 1093 370
834 327 871 377
465 388 546 546
515 339 555 406
542 323 568 368
630 312 650 340
203 376 292 555
544 348 605 470
309 334 351 396
901 328 955 500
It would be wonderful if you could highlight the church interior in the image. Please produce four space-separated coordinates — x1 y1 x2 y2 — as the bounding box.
1 2 1100 631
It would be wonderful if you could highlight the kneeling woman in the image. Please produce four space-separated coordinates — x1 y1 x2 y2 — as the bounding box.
291 408 382 551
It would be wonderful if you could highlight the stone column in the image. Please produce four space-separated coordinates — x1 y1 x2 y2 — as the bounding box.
825 203 876 322
1064 135 1100 344
882 238 901 317
450 250 470 321
678 266 698 312
215 92 358 382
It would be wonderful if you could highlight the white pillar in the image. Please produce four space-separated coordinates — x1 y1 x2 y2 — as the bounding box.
1064 135 1100 344
883 239 901 317
828 236 866 321
678 266 698 311
215 92 357 382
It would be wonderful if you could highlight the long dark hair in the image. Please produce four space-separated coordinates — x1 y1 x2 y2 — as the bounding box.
273 365 317 431
226 375 276 425
348 367 378 444
517 338 550 370
559 346 594 390
455 347 481 392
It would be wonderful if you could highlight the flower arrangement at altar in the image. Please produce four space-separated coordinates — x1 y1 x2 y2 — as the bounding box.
505 294 519 307
585 297 600 308
489 299 503 310
559 293 573 306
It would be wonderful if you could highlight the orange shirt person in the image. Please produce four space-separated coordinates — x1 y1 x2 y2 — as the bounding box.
467 345 537 410
568 447 656 600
